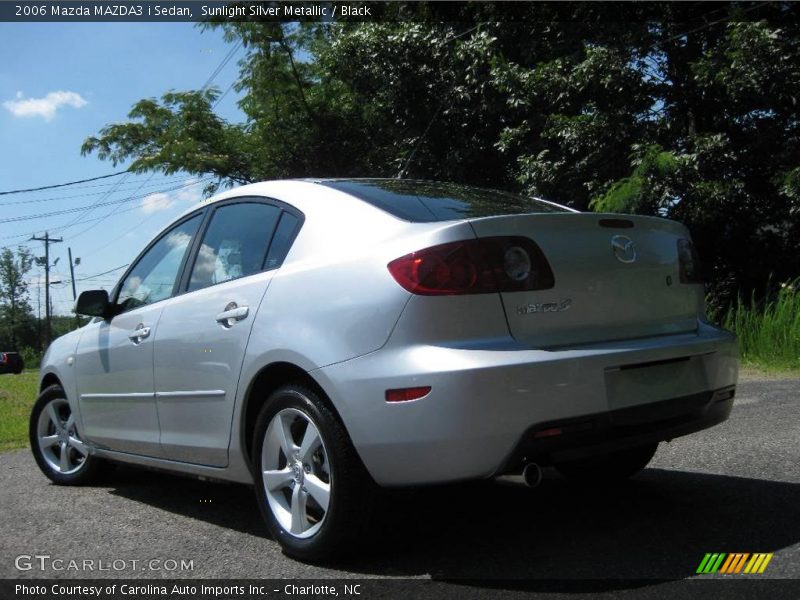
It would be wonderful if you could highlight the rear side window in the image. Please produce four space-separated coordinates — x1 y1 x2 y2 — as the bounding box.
188 202 281 292
264 212 300 270
321 180 569 222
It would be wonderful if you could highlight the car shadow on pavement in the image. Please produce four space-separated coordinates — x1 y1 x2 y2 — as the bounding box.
105 466 266 537
106 466 800 587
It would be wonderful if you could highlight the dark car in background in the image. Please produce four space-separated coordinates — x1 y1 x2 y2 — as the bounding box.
0 352 24 375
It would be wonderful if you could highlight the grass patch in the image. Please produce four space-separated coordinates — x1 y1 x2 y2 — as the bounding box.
0 370 37 451
719 281 800 372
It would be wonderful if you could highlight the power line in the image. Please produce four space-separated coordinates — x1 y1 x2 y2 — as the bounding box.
76 264 129 281
202 40 243 91
214 79 238 107
0 170 128 196
71 177 209 250
0 209 132 243
79 195 187 256
212 43 245 107
67 172 158 241
0 178 211 249
0 179 205 224
56 171 132 232
1 176 191 206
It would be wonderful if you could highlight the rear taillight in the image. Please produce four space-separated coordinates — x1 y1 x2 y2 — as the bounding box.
677 239 703 284
388 236 554 295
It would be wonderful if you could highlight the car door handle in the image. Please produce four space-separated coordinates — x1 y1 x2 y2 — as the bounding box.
128 325 151 343
216 305 249 327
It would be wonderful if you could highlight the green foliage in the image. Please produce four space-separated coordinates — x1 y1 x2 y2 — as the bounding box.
0 247 35 350
0 248 88 353
717 280 800 371
0 370 37 451
81 89 253 195
590 144 680 214
19 346 40 370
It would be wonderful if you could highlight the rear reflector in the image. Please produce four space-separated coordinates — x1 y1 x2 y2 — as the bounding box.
533 427 563 439
387 236 554 296
385 386 432 403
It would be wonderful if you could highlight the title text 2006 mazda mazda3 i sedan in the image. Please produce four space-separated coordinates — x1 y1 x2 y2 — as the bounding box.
30 179 737 560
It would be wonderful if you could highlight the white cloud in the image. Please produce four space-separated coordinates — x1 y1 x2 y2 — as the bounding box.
3 90 88 121
175 179 202 202
140 192 172 214
140 179 203 214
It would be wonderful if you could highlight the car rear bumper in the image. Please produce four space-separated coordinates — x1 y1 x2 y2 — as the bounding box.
315 321 738 486
499 385 735 470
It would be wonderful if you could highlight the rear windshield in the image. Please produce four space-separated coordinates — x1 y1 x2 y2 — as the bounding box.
320 180 569 222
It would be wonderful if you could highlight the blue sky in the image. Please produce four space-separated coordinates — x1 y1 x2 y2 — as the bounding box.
0 22 245 314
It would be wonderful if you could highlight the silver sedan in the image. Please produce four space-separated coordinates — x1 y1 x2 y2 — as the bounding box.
31 179 738 560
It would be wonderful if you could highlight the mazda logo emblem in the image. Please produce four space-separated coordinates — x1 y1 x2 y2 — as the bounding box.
611 235 637 263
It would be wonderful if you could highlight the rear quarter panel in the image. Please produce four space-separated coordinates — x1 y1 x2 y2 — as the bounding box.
239 183 481 370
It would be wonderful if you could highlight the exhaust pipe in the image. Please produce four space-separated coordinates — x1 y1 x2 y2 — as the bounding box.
522 463 542 488
495 462 542 489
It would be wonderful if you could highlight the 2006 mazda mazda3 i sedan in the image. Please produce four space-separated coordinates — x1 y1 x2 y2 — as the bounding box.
30 179 738 560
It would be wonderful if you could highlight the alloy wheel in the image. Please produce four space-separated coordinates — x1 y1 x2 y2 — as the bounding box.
36 398 88 475
261 408 332 539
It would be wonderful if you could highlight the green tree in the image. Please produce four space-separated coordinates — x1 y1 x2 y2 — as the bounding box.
0 247 35 349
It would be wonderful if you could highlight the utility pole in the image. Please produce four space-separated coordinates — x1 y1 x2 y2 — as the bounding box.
30 232 63 347
36 278 41 350
68 247 77 301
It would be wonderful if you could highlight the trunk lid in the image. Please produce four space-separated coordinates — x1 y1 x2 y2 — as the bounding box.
469 213 703 347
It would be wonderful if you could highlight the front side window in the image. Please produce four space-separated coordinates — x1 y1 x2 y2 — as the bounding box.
188 202 281 292
117 214 201 312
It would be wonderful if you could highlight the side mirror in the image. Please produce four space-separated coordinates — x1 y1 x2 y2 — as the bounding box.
75 290 111 318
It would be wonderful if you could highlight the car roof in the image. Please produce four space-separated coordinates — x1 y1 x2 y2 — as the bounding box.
177 178 574 223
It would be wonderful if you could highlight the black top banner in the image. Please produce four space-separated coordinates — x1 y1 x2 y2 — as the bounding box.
0 1 785 23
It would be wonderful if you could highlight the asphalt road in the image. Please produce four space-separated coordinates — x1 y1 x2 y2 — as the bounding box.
1 376 798 594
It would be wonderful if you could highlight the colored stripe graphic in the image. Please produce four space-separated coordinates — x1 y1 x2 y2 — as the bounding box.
698 553 773 574
720 553 749 574
697 553 726 574
743 553 774 574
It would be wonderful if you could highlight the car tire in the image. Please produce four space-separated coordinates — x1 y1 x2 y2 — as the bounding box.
29 384 106 485
252 383 377 562
555 442 659 483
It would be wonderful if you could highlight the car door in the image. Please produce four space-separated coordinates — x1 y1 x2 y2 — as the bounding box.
153 200 301 466
75 213 203 456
